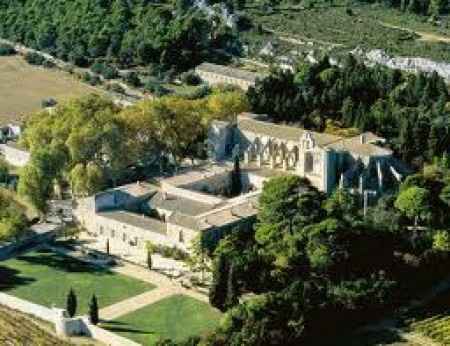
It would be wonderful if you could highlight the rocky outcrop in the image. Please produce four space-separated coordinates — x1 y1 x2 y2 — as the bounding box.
353 48 450 82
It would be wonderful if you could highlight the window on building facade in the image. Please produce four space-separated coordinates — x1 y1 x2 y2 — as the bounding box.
111 230 115 238
305 152 314 173
179 231 184 243
123 233 127 242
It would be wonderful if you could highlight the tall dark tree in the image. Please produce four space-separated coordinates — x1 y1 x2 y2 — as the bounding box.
66 288 77 318
89 294 99 325
230 154 243 197
209 254 228 311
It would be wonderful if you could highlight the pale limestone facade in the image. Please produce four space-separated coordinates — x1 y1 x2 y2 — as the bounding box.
195 62 263 91
210 112 404 194
0 142 30 167
73 165 261 262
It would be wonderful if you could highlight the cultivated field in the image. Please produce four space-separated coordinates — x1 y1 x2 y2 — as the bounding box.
244 2 450 63
103 294 222 345
0 248 154 314
0 55 100 123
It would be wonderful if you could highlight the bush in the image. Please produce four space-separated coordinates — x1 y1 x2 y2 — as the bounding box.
180 71 202 86
41 98 58 108
42 59 55 68
90 62 118 79
106 83 125 94
184 85 211 100
24 52 45 65
102 65 118 80
124 71 141 87
0 44 16 56
144 80 171 97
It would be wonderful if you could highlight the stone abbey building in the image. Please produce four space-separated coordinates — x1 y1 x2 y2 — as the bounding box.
210 112 404 194
74 112 405 263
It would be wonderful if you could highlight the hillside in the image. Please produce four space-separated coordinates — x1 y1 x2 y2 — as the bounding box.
241 2 450 63
0 304 73 346
0 0 448 76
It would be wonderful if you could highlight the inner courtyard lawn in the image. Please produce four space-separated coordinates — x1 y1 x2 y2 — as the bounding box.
103 294 222 345
0 248 154 314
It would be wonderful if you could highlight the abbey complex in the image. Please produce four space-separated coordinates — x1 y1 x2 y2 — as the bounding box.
74 111 406 262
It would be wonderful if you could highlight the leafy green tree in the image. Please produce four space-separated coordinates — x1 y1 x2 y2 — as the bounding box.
433 230 450 251
395 186 431 228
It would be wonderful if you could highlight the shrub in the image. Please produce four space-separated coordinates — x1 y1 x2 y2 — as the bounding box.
102 65 118 80
24 52 45 65
144 80 171 97
180 71 202 86
106 83 125 94
0 44 16 56
184 85 211 100
124 71 141 87
41 98 58 108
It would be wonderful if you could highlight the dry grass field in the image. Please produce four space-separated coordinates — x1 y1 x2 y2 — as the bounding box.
0 55 100 124
0 304 73 346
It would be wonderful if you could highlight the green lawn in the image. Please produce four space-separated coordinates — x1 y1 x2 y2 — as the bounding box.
103 294 222 345
0 248 154 314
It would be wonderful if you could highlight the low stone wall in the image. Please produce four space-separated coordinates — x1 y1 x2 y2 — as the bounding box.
0 292 141 346
0 292 55 322
0 143 30 167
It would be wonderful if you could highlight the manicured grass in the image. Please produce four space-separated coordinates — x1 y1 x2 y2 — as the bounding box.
0 55 101 121
103 294 222 345
0 248 154 314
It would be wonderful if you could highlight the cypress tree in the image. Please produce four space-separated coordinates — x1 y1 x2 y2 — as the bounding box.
230 155 242 197
225 264 239 309
147 249 153 270
89 294 99 325
66 288 77 318
209 254 228 311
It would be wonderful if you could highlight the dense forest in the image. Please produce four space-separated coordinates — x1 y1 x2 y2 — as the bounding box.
156 158 450 345
0 0 239 71
248 55 450 168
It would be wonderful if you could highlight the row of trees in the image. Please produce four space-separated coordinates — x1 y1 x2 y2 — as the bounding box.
247 55 450 168
0 0 238 71
18 90 249 213
364 0 448 16
66 288 99 325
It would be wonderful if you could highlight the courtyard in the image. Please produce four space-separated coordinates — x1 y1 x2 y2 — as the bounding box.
103 294 222 345
0 248 154 314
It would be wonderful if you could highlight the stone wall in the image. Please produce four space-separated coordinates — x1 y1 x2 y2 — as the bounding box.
195 70 254 90
0 291 139 345
0 143 30 167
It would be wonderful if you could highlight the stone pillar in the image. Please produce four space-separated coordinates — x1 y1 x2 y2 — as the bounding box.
244 150 250 165
257 152 263 167
377 160 383 192
270 155 276 169
283 158 288 171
